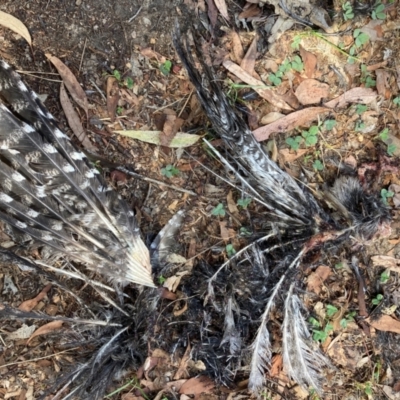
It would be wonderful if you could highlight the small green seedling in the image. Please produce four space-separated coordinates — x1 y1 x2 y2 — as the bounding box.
326 304 339 318
111 70 134 89
380 271 390 284
342 1 355 20
372 2 386 19
372 293 384 305
237 198 252 209
269 57 303 86
379 128 389 141
286 136 302 151
291 35 302 50
340 311 356 328
381 188 394 205
313 159 324 171
302 125 319 146
158 275 166 284
239 226 252 236
211 203 226 217
226 244 236 257
161 164 180 178
387 144 397 156
354 29 369 48
160 60 172 75
324 119 336 131
393 96 400 106
355 121 366 131
361 65 376 88
312 323 333 342
356 104 368 114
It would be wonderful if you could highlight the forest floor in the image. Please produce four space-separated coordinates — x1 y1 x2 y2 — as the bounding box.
1 0 400 399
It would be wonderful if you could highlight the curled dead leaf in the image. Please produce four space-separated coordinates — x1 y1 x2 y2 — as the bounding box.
0 11 32 46
27 321 63 345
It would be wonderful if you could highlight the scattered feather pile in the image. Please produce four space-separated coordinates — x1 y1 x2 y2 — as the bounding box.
172 23 391 394
0 22 392 399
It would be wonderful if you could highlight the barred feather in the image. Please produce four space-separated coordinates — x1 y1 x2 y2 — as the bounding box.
0 60 154 287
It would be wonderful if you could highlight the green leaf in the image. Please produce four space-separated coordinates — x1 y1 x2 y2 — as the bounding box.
226 244 236 257
211 203 226 217
237 198 252 209
125 77 134 89
304 134 318 146
160 60 172 75
380 271 390 283
308 125 319 135
324 119 336 131
286 136 302 151
313 159 324 171
326 304 338 317
379 128 389 141
113 69 121 81
161 164 180 178
387 144 397 156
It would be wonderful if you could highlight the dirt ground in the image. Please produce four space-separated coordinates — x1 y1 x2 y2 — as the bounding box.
1 0 400 399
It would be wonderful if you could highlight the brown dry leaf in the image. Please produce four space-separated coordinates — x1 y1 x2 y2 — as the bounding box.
214 0 229 20
27 321 63 345
173 300 188 317
239 3 262 19
223 60 292 111
161 113 184 147
324 87 377 109
60 84 97 152
230 31 244 64
253 107 329 142
163 271 190 292
219 220 235 242
375 69 391 99
120 88 139 108
279 148 307 163
306 265 332 295
299 46 317 79
140 48 165 62
371 255 400 273
366 315 400 334
206 0 218 29
121 394 145 400
106 76 119 122
46 54 88 116
295 79 329 105
240 35 257 76
18 284 52 312
0 11 32 46
226 191 239 214
179 376 215 399
174 343 191 380
360 20 383 41
269 354 283 377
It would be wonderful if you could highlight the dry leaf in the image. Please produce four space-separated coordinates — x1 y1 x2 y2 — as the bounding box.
206 0 218 29
376 69 391 98
60 84 97 152
219 220 235 242
214 0 229 20
226 191 239 214
230 31 244 64
299 46 317 78
115 130 201 148
19 284 52 312
174 343 191 379
324 87 377 109
366 315 400 334
163 271 190 292
223 59 292 111
0 11 32 46
7 324 36 340
46 54 88 116
140 48 165 62
253 107 329 142
295 79 329 105
306 265 332 295
27 321 63 344
239 3 262 19
106 76 119 122
240 35 258 76
279 148 307 163
179 376 215 399
269 354 283 377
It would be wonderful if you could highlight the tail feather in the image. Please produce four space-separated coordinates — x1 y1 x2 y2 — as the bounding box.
0 61 154 287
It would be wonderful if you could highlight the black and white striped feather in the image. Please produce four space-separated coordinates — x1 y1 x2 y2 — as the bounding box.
0 60 154 287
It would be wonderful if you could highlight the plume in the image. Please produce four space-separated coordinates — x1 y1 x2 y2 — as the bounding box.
0 60 154 287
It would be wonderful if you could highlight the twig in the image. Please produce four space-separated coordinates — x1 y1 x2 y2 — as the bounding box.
116 166 197 196
128 5 143 22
